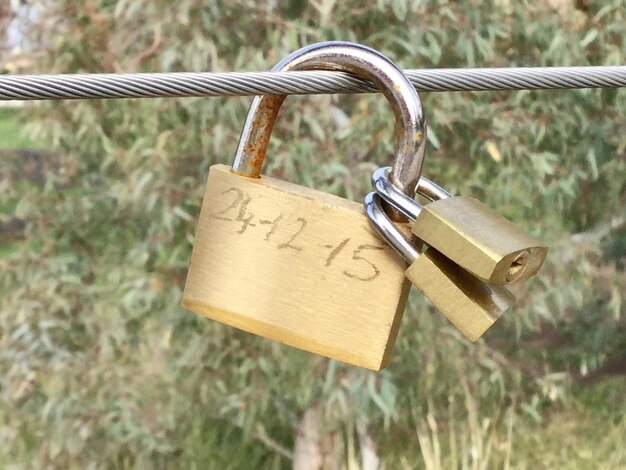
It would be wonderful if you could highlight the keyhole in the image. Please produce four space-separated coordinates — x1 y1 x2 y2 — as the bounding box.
506 250 530 282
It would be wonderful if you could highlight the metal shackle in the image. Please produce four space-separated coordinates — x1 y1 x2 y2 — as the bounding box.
232 41 427 199
371 166 450 220
364 192 419 264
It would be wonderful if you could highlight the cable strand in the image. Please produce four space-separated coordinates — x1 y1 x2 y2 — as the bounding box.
0 66 625 101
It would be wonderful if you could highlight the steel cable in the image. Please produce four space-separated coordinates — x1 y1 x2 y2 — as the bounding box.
1 66 626 101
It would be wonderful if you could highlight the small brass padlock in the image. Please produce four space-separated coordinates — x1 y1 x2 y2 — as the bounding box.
182 42 427 370
364 192 515 342
372 167 548 285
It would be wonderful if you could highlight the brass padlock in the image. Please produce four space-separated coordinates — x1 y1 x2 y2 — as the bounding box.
372 167 548 285
182 42 427 370
364 192 515 341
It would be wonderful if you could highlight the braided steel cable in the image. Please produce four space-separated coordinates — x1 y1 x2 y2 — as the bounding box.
1 66 626 101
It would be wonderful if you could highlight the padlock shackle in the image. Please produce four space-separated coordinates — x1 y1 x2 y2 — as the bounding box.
417 176 450 201
364 192 418 264
372 166 451 220
232 41 426 198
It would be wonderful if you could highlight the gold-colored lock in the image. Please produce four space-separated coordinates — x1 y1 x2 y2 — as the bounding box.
182 42 427 370
364 192 515 341
372 167 548 285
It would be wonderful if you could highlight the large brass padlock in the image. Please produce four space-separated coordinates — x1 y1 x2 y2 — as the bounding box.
372 167 548 285
364 192 515 342
182 42 427 370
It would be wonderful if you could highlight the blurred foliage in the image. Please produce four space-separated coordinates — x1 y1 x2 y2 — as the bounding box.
0 108 40 148
1 0 625 468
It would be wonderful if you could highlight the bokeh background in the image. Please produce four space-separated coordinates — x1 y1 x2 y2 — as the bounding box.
1 1 625 468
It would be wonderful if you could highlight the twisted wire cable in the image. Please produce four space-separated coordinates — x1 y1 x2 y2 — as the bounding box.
1 65 625 101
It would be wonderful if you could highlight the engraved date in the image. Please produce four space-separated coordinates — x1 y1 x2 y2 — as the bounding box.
209 187 383 281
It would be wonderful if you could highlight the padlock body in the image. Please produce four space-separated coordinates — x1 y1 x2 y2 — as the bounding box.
411 197 548 285
183 164 411 370
405 248 515 341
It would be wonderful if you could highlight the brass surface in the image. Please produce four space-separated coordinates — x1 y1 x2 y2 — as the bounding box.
405 248 515 341
183 165 411 371
411 197 548 285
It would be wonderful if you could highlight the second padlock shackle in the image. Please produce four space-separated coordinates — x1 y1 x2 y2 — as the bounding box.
232 41 427 199
364 192 419 263
372 166 451 220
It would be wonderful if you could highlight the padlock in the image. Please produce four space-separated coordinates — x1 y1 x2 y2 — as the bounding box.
182 42 427 370
364 192 515 341
372 167 548 285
